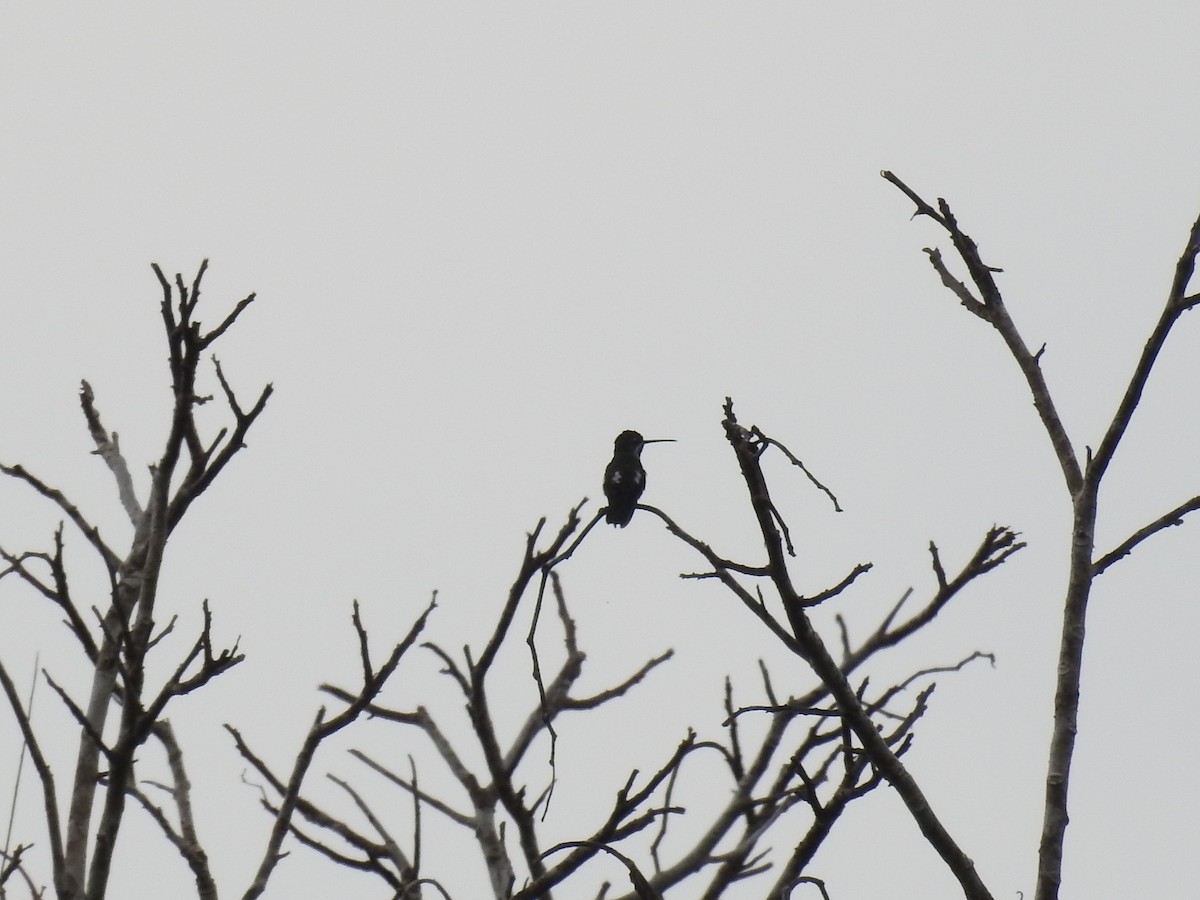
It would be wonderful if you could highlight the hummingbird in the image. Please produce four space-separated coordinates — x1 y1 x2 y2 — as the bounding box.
603 430 674 527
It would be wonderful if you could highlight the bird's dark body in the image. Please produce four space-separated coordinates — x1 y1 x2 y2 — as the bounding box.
604 453 646 527
603 430 671 527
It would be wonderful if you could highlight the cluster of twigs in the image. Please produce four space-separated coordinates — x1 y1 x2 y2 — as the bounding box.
247 396 1021 899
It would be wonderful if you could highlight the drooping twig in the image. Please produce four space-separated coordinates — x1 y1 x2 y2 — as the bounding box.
749 427 843 513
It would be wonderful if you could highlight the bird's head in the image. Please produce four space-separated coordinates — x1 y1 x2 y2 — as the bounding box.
613 430 674 456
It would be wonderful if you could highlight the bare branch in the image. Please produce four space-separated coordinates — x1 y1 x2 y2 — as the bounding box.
563 651 674 712
138 601 244 736
786 875 832 900
148 721 215 898
1090 207 1200 486
1093 494 1200 576
79 380 143 523
235 596 435 900
0 844 23 886
802 563 872 608
199 293 258 349
848 526 1023 667
420 640 470 697
42 671 114 764
880 170 945 222
921 247 992 321
349 748 475 829
541 841 662 900
0 660 64 890
0 464 121 574
1033 209 1200 900
749 427 843 512
894 651 996 694
884 170 1082 496
326 774 417 887
1 533 99 662
715 398 996 900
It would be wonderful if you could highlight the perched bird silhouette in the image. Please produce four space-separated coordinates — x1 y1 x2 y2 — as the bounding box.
603 430 674 527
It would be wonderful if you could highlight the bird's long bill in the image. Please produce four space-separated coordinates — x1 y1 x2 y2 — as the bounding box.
642 438 675 444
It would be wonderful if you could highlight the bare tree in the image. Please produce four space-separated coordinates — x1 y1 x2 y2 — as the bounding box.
0 264 427 900
882 170 1200 900
1 261 268 899
4 172 1197 899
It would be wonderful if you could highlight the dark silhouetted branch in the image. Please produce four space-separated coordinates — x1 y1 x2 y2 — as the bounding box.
1093 494 1200 576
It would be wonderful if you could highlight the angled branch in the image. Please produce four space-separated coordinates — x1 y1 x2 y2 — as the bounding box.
884 170 1083 496
750 427 843 512
563 651 674 712
0 660 65 889
802 563 872 608
350 748 475 828
517 734 699 898
0 464 121 574
139 602 244 735
43 671 114 765
850 526 1022 665
327 774 417 887
541 841 663 900
1036 207 1200 900
716 397 996 900
1089 207 1200 487
79 380 144 523
199 293 258 349
1093 494 1200 575
1 534 99 663
921 247 992 321
235 596 435 900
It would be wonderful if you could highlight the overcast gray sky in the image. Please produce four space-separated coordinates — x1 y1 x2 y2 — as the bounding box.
2 4 1199 898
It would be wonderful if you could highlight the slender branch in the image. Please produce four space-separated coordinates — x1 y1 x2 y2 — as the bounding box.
0 465 121 574
889 174 1200 900
0 661 65 893
749 428 843 512
79 381 143 524
563 651 674 711
1093 495 1200 575
883 170 1083 497
462 506 585 885
235 596 434 900
1088 208 1200 486
325 775 417 887
847 527 1022 668
151 721 215 898
540 842 662 900
349 749 474 828
1035 209 1200 900
137 603 243 737
199 294 258 349
801 563 872 607
718 398 995 900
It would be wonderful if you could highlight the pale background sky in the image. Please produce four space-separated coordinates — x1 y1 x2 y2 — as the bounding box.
2 4 1199 898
